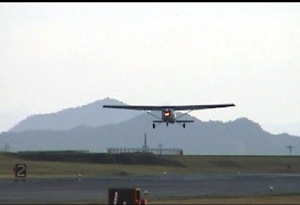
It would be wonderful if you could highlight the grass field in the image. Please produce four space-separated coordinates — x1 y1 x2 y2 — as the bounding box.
151 195 300 204
66 195 300 204
167 155 300 174
0 152 185 178
1 152 300 178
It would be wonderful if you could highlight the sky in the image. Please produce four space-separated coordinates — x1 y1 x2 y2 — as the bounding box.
1 3 300 134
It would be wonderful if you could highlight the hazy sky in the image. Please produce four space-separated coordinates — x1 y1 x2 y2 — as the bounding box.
1 3 300 133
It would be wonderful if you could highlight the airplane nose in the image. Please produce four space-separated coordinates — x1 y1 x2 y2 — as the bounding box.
164 111 171 117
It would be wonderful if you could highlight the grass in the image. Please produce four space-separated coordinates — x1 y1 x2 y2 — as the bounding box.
1 152 300 178
167 155 300 174
151 195 300 204
52 195 300 204
0 153 183 178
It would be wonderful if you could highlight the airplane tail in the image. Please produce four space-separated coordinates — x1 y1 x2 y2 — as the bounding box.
175 120 194 123
175 120 194 128
152 120 194 129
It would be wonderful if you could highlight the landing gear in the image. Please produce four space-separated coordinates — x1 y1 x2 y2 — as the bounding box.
152 123 156 129
152 122 169 129
183 123 186 128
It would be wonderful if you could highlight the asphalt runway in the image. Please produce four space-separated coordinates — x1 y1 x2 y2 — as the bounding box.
1 174 300 204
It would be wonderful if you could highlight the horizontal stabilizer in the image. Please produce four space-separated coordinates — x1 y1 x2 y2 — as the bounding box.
153 120 163 123
175 120 194 123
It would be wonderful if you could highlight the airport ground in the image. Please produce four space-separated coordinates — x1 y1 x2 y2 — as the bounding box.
1 152 300 204
1 174 300 204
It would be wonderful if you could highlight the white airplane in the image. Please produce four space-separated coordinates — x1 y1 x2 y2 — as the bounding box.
103 103 235 128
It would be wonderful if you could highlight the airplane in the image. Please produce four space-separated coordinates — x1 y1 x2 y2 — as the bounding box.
103 103 235 128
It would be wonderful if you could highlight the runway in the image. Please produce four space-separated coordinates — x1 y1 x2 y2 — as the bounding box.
1 174 300 204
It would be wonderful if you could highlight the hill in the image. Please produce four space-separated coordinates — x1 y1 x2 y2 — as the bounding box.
1 116 300 155
2 98 300 155
9 98 140 132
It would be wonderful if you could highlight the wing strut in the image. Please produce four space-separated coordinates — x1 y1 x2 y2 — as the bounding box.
175 109 194 120
146 111 161 120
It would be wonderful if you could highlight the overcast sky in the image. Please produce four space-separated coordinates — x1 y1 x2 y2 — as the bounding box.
1 3 300 133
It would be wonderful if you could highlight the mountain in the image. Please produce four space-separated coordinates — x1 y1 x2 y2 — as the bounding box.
1 115 300 155
9 98 141 132
2 98 300 155
261 122 300 136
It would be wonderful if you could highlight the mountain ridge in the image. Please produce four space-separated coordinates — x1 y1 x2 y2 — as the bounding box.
9 98 141 132
2 98 300 155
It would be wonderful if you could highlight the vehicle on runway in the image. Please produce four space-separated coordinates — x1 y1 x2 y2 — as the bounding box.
103 103 235 128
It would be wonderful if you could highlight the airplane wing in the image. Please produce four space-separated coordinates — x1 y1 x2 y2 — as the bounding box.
103 104 235 111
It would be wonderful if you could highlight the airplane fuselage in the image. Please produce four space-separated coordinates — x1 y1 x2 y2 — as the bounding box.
162 109 176 123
